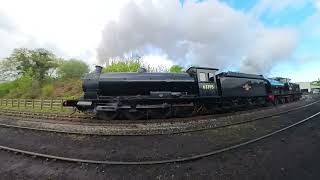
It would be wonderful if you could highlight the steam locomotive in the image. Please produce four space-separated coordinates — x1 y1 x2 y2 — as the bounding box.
63 66 301 120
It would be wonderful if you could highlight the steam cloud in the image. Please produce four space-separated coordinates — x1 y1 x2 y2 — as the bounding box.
0 10 65 59
97 0 297 74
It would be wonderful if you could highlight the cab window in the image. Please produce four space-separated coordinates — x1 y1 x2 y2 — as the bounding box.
199 72 207 82
208 73 215 82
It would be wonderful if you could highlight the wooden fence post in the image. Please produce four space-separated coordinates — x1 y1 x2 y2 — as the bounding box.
11 99 13 107
40 99 43 110
5 99 7 106
24 99 27 108
50 99 53 109
32 99 35 109
18 99 20 109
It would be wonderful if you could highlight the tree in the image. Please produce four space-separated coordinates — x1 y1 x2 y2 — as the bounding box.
7 48 57 83
57 59 89 79
0 58 20 82
103 60 142 73
169 65 184 73
312 79 320 86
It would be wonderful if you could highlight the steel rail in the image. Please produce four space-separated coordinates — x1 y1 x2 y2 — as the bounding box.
0 100 319 136
0 111 319 165
0 100 306 124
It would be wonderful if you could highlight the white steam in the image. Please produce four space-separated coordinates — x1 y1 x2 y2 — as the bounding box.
97 0 297 74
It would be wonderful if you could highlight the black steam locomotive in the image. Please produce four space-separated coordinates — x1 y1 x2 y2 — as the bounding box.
63 66 301 120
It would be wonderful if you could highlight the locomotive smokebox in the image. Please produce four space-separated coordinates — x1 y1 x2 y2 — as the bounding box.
95 65 103 75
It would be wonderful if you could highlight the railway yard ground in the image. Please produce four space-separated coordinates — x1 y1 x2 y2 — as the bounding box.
0 94 319 179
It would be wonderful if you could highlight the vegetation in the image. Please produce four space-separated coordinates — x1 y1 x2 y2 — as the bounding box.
312 79 320 86
57 59 89 79
169 65 184 73
6 48 57 84
103 60 142 73
0 48 185 99
0 48 88 99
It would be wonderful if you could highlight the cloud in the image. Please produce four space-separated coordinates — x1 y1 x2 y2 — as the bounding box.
0 0 132 64
0 9 68 59
0 11 17 32
317 0 320 10
240 28 297 73
251 0 312 16
97 0 298 74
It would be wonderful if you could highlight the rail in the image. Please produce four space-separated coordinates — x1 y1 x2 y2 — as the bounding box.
0 99 319 136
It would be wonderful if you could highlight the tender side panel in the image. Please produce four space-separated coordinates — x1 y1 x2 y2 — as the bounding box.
218 77 268 97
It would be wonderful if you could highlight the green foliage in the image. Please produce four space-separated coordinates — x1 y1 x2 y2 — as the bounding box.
169 65 184 73
103 60 142 73
57 59 89 79
41 84 54 97
0 72 40 99
0 48 88 99
0 81 15 97
7 48 57 83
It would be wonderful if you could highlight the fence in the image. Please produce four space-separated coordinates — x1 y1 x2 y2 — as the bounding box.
0 99 68 110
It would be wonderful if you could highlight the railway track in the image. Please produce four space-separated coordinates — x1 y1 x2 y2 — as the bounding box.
0 101 303 124
0 95 316 125
0 99 319 136
0 110 319 165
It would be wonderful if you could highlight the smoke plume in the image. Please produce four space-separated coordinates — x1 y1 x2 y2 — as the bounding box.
97 0 297 74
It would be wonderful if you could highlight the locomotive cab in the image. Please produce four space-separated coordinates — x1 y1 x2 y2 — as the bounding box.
186 67 219 97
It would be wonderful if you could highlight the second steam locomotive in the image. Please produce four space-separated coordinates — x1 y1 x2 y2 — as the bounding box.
63 66 301 120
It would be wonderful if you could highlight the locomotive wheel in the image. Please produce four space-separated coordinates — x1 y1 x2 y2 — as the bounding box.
147 108 172 119
96 111 118 120
123 109 146 120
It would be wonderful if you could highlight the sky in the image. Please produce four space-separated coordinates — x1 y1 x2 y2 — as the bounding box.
0 0 319 82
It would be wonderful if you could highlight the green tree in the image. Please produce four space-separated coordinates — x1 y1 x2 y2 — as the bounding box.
312 79 320 86
7 48 57 83
103 60 142 73
169 65 184 73
57 59 89 79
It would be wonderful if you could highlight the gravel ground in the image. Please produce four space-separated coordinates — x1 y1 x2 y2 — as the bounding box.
0 103 319 179
0 100 318 162
0 95 319 179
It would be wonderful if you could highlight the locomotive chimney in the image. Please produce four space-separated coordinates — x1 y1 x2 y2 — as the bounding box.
95 65 103 75
94 65 103 79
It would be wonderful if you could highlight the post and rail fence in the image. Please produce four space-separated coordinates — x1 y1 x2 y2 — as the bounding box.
0 99 72 111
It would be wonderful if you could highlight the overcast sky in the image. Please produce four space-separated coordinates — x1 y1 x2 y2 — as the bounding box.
0 0 319 82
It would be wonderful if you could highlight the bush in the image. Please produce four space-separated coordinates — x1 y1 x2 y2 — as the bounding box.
4 74 35 98
169 65 184 73
103 60 142 73
0 71 45 99
41 84 54 97
0 81 15 98
57 59 89 79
